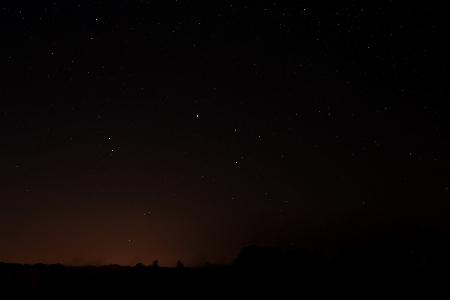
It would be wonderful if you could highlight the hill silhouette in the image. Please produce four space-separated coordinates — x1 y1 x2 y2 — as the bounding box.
1 229 448 296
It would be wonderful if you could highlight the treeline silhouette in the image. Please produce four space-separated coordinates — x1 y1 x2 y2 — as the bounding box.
1 228 448 296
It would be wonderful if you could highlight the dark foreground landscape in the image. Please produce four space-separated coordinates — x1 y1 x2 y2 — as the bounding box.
2 232 449 297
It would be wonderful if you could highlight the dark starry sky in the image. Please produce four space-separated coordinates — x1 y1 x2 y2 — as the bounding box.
1 1 449 267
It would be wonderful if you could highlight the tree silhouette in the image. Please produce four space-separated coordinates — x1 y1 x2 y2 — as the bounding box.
233 245 283 270
152 260 158 268
176 261 184 268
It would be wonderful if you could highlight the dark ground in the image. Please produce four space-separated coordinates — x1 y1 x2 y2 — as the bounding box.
1 240 448 297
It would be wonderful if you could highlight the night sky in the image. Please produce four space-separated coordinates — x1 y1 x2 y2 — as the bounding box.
1 1 449 267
